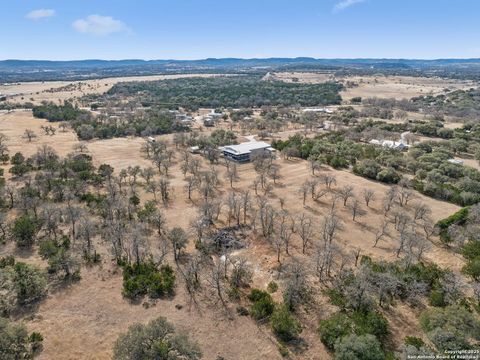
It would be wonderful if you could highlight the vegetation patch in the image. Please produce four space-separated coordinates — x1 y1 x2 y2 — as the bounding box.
122 261 175 300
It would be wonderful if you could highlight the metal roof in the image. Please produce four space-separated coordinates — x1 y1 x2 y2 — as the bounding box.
222 141 272 155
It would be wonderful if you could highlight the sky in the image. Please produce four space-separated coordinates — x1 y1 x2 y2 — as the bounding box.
1 0 479 60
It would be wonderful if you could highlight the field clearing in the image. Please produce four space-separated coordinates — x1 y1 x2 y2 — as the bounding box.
0 73 230 105
267 72 476 101
0 110 79 160
340 75 475 100
264 71 334 83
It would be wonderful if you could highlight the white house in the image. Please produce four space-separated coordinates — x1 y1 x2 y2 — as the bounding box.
369 139 408 150
447 159 464 165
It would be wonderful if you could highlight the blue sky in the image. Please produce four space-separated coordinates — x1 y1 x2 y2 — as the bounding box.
1 0 479 60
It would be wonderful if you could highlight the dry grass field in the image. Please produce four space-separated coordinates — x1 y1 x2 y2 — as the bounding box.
0 74 228 105
1 71 477 359
0 107 465 359
266 71 476 101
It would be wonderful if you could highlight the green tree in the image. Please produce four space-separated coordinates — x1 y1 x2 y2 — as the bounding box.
248 289 275 321
113 317 201 360
318 313 353 350
13 262 47 305
12 215 38 248
334 334 384 360
270 305 302 342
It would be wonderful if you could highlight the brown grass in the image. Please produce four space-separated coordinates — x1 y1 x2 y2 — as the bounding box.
0 89 466 359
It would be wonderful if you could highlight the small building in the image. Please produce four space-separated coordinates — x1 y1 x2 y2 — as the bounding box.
220 141 275 163
369 139 408 151
189 146 200 154
209 110 224 119
203 116 215 127
447 159 464 165
303 107 333 114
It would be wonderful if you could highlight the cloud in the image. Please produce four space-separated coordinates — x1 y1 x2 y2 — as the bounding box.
72 15 129 36
26 9 56 20
333 0 366 12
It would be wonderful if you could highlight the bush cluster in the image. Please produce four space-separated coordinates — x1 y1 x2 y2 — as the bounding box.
122 262 175 300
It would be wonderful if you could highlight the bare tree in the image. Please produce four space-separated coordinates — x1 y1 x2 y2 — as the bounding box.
298 213 314 254
283 260 309 311
127 223 150 266
270 233 284 263
257 197 275 238
321 211 343 245
74 142 88 154
229 257 252 289
168 227 188 262
23 129 37 142
299 181 309 206
207 259 228 310
374 220 389 247
412 202 431 222
278 217 293 255
159 178 171 205
225 162 239 188
349 199 366 222
314 241 339 281
362 188 376 207
398 187 417 207
184 175 198 200
240 190 251 224
308 156 322 175
383 187 398 215
338 185 354 206
77 216 97 259
320 174 337 190
268 164 281 184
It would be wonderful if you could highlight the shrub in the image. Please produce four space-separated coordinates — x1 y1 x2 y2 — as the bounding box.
420 305 480 351
353 159 381 180
404 336 425 350
267 281 278 293
236 306 249 316
13 262 47 306
248 289 275 321
318 310 388 350
318 313 353 350
123 262 175 300
38 236 79 279
113 317 202 360
0 318 43 359
351 311 388 340
270 305 302 342
462 258 480 281
429 289 446 307
11 215 38 248
461 240 480 261
334 334 384 360
376 167 401 184
444 206 471 226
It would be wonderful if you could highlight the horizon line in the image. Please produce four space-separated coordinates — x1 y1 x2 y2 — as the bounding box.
2 57 480 62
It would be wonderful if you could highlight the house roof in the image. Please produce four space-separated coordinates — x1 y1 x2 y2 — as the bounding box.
369 139 408 149
221 141 272 155
447 159 464 165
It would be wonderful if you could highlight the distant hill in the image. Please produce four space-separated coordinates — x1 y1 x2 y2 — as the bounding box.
1 57 480 82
